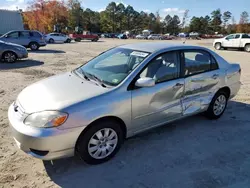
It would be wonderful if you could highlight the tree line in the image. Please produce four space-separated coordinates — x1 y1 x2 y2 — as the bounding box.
23 0 250 34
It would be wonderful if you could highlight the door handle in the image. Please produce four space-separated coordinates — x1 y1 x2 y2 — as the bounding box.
212 74 219 79
173 83 184 89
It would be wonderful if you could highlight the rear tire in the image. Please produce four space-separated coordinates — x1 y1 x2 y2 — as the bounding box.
29 42 39 51
76 120 124 164
205 91 228 119
2 51 17 63
215 42 222 50
244 44 250 52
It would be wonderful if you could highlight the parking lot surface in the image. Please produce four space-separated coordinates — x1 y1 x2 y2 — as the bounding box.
0 39 250 188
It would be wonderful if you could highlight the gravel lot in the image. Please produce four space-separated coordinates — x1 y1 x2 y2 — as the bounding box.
0 39 250 188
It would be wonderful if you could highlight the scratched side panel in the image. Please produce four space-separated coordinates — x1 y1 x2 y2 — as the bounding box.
182 70 221 116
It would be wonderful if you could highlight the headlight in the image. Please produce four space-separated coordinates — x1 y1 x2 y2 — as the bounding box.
24 111 68 128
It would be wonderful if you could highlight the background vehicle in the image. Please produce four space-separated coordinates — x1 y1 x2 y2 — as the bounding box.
45 33 71 43
178 32 189 38
147 34 162 40
117 34 128 39
8 43 241 165
0 30 46 51
135 34 148 39
69 31 99 42
0 40 28 63
213 33 250 52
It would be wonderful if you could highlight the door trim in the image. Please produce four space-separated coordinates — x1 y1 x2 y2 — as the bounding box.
134 101 181 119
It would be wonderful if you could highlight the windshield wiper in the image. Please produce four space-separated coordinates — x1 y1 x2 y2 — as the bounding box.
86 72 107 88
75 68 91 81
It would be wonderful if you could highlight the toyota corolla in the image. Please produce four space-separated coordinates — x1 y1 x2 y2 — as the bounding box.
8 43 241 164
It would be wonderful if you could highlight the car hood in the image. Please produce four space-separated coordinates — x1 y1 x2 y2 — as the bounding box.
2 41 24 48
17 72 108 113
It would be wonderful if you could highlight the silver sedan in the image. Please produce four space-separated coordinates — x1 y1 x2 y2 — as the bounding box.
0 40 28 63
8 43 241 164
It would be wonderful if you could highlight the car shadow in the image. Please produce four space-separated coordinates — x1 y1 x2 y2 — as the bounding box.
44 100 250 188
28 49 65 54
0 59 44 70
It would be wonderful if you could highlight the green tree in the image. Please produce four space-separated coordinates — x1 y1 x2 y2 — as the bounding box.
223 11 232 26
106 2 117 32
67 0 83 31
211 9 222 32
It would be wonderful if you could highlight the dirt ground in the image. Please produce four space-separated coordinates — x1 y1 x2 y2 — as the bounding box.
0 38 250 188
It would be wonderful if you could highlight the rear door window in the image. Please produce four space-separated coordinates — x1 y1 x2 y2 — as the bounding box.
184 50 218 76
20 31 30 38
30 31 42 37
235 34 240 39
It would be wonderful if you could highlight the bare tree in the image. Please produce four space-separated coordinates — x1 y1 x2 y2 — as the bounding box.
181 9 189 28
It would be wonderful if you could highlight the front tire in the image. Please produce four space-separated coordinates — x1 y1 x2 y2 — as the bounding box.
49 38 54 43
2 51 17 63
244 44 250 52
215 42 222 50
76 120 124 164
205 91 228 119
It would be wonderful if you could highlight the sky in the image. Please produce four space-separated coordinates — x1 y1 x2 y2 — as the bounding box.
0 0 249 23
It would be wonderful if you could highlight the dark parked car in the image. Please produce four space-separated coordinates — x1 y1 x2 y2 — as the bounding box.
117 34 128 39
0 30 46 51
0 40 28 63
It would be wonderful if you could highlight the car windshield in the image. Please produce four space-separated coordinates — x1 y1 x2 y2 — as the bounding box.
75 48 150 87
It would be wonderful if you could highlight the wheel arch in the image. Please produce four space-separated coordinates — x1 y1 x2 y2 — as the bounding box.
216 86 231 99
1 50 18 60
75 116 127 151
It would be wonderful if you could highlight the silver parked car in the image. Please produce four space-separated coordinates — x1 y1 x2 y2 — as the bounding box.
148 34 162 40
8 43 241 164
0 40 28 63
0 30 46 51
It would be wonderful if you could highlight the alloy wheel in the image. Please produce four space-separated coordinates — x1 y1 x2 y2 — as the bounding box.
88 128 118 159
4 52 16 63
213 95 227 116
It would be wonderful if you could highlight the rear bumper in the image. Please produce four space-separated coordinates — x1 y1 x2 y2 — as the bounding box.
8 102 83 160
39 43 47 47
229 81 241 99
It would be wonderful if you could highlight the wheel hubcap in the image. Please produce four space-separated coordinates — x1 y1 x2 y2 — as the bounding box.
213 95 226 116
31 44 37 49
4 53 15 62
88 128 118 159
216 44 220 49
246 46 250 52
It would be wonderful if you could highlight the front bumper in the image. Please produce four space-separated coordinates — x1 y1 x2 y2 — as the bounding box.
8 102 83 160
17 51 28 59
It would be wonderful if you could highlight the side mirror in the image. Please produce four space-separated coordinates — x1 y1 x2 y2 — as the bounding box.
135 77 155 88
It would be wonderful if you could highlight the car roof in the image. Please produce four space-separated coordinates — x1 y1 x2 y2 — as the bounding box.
120 42 209 53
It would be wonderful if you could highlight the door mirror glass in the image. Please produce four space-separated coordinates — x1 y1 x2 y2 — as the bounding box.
135 77 155 87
